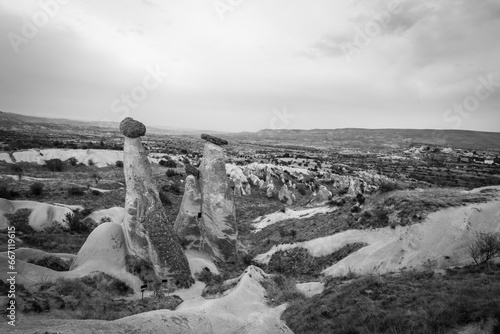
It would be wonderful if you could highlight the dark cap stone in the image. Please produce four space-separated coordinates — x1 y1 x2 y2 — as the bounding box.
201 134 228 146
185 164 200 178
120 117 146 138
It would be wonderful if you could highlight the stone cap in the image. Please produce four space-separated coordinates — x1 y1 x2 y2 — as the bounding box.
201 134 228 146
120 117 146 138
184 164 200 178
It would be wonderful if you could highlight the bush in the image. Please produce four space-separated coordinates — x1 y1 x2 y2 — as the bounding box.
159 191 172 206
162 183 182 195
10 164 23 178
160 159 177 168
63 210 95 234
0 185 18 200
196 268 223 286
297 185 307 196
67 157 78 166
30 182 44 196
4 208 34 234
468 232 500 265
27 255 72 272
87 159 95 166
45 158 64 172
166 169 176 177
115 160 123 168
261 275 305 306
67 186 85 196
379 181 400 193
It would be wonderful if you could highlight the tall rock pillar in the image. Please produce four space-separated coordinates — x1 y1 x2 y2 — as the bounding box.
198 134 237 262
120 117 192 287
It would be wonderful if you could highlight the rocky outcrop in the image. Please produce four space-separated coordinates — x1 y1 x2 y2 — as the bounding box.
120 118 192 287
278 185 295 205
317 185 332 202
174 175 202 251
201 134 228 146
233 177 243 196
198 142 237 262
266 183 275 198
348 178 364 195
245 183 251 195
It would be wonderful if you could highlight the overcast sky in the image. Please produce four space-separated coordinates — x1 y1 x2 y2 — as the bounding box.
1 0 499 132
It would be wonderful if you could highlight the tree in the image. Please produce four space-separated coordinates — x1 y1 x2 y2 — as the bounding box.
30 182 44 196
468 232 500 265
45 159 64 172
11 164 23 179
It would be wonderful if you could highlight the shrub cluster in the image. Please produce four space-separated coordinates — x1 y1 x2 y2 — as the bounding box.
27 255 72 272
30 182 44 196
4 208 34 234
45 158 64 172
261 274 305 306
67 186 85 196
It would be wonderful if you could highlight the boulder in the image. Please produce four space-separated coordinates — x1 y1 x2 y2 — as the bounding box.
198 142 237 262
348 178 363 196
201 134 228 146
185 164 200 178
120 117 146 138
174 175 203 251
233 177 243 196
120 118 192 287
245 183 251 195
266 183 275 198
317 185 332 202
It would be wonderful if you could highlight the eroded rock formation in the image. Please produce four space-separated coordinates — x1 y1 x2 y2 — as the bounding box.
278 184 295 205
175 136 237 261
120 117 192 287
174 175 202 251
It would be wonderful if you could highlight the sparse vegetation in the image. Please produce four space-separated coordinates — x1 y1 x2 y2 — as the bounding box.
63 210 95 234
267 243 367 279
4 208 34 234
30 181 44 196
468 231 500 265
15 272 181 320
283 264 500 334
67 186 86 196
261 274 306 306
27 255 72 272
45 158 64 172
166 168 177 177
0 184 18 199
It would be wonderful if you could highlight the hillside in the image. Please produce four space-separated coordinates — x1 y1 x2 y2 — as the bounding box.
0 111 212 136
225 128 500 152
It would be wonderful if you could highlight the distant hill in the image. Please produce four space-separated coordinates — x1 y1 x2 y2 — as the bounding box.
0 111 215 136
224 128 500 152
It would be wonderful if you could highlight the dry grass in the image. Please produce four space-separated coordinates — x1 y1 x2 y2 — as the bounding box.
283 263 500 334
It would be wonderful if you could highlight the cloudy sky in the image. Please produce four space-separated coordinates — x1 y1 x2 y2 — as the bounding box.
1 0 499 132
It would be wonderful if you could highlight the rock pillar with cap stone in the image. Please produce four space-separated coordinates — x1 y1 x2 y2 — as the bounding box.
198 135 237 262
120 117 192 287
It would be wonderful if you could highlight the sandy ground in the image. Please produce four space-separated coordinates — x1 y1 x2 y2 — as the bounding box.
6 267 293 334
252 206 336 232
